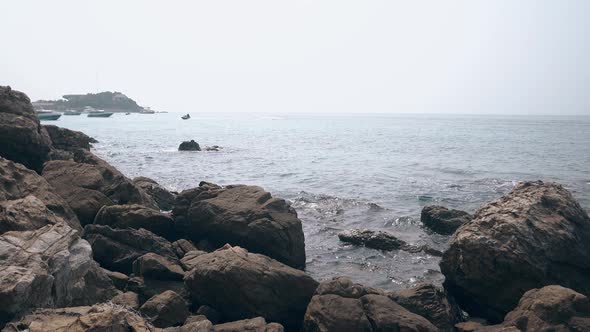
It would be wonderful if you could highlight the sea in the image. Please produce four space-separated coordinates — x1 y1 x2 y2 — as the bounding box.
52 112 590 291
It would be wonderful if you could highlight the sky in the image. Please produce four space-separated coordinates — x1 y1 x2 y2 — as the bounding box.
1 1 589 114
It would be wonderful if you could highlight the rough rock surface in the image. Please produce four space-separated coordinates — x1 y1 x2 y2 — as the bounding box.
389 283 462 331
126 276 187 306
214 317 284 332
134 176 176 211
0 222 116 326
94 204 175 239
0 157 81 232
197 305 221 324
178 140 201 151
174 182 306 269
43 124 97 151
140 290 190 328
421 205 472 235
440 181 590 322
83 224 177 274
162 320 214 332
303 277 438 332
172 239 197 258
184 245 318 331
42 154 157 225
181 250 207 271
111 291 140 309
338 229 443 257
0 86 51 172
102 268 129 290
1 304 155 332
133 252 185 281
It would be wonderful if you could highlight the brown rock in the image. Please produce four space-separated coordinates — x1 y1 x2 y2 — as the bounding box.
94 204 175 240
180 250 207 271
133 252 185 281
111 291 140 309
140 290 190 328
43 124 97 151
172 239 197 258
133 176 176 211
214 317 284 332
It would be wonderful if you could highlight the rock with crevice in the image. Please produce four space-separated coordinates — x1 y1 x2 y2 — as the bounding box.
134 176 177 211
133 252 185 281
185 245 318 331
94 204 175 240
181 249 208 271
338 229 443 257
174 182 306 269
421 205 472 235
140 290 190 328
172 239 197 258
440 181 590 322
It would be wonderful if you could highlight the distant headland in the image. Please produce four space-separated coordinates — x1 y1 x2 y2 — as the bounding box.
33 91 146 113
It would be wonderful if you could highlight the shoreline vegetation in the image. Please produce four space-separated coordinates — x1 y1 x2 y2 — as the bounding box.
1 85 590 331
32 91 144 112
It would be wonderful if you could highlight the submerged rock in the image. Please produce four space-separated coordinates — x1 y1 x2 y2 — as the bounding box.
389 283 463 331
440 181 590 322
178 140 201 151
94 204 175 240
421 205 471 235
184 245 318 331
338 229 443 256
174 182 306 269
0 221 116 326
0 86 51 172
133 176 176 211
303 277 438 332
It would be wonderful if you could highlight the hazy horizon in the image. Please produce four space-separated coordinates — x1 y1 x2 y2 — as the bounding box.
2 1 589 115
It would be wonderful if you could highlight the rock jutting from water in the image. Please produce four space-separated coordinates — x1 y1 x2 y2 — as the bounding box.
420 205 472 235
178 139 201 151
338 229 443 256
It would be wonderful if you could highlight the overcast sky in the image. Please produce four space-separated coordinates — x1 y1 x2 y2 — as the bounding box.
1 1 589 114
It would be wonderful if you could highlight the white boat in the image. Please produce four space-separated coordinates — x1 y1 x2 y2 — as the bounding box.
140 107 155 114
63 110 82 115
181 114 190 120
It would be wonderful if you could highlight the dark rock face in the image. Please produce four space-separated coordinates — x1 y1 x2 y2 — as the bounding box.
184 246 318 331
338 229 443 257
0 86 51 172
126 276 187 306
0 222 116 326
440 181 590 322
83 224 177 274
389 283 463 331
43 125 97 151
303 277 438 332
133 176 176 211
178 140 201 151
94 204 175 239
174 182 306 269
0 157 81 232
214 317 284 332
181 250 207 271
197 305 221 324
42 155 157 224
421 205 472 235
140 290 190 328
132 252 185 281
1 304 155 332
172 239 197 258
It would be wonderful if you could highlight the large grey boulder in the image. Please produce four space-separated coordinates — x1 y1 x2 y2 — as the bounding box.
421 205 471 235
0 157 80 233
83 224 177 274
440 181 590 322
94 204 175 240
184 245 318 331
303 277 438 332
0 221 116 326
0 86 51 172
133 176 176 211
174 182 306 269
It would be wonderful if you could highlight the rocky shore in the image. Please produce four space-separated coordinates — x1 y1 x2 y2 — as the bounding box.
1 85 590 331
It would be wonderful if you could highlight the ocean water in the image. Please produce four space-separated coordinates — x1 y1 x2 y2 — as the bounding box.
53 113 590 291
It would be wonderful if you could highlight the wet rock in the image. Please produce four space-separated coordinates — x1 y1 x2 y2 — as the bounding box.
214 317 284 332
83 224 177 274
184 245 318 331
172 238 198 258
179 140 201 151
133 176 176 211
94 204 175 240
0 157 81 232
43 124 97 151
111 291 140 309
133 252 185 281
197 305 222 324
42 154 157 224
440 181 590 322
181 250 207 270
421 205 472 235
338 229 443 256
0 221 116 326
140 290 190 328
303 277 438 332
0 86 51 172
389 283 463 331
174 182 306 269
1 303 155 332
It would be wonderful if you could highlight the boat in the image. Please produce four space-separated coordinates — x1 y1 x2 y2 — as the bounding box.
63 110 81 115
87 111 113 118
36 110 62 121
125 112 131 115
181 114 190 120
139 107 155 114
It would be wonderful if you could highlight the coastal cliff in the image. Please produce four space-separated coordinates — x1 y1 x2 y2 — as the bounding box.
1 85 590 331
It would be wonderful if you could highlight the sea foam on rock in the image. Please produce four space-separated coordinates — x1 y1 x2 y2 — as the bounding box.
440 181 590 322
174 182 306 269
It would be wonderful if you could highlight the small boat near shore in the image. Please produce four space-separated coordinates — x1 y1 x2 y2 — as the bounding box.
36 111 62 121
87 111 113 118
181 114 190 120
63 110 82 115
140 107 156 114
